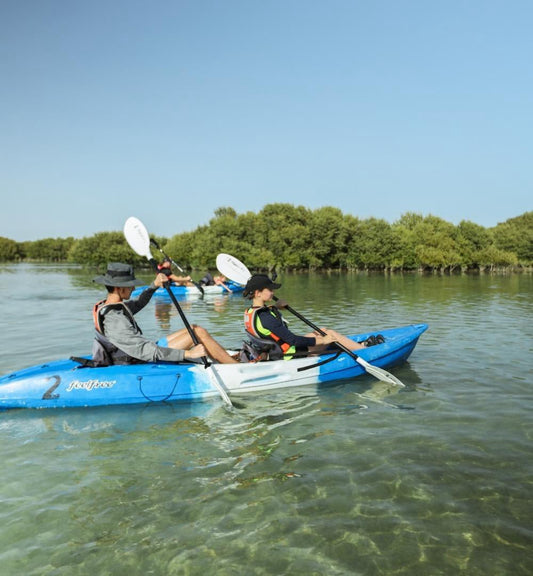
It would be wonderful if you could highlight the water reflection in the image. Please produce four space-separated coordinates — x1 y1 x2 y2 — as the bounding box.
154 301 174 331
0 401 218 440
153 296 232 330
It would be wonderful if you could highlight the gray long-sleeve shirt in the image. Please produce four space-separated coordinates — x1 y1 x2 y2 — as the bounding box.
99 284 186 363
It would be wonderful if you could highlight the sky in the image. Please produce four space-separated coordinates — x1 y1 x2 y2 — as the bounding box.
1 0 532 242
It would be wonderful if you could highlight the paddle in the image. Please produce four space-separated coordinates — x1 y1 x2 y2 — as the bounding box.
124 217 233 407
149 238 205 296
216 253 405 387
214 276 233 293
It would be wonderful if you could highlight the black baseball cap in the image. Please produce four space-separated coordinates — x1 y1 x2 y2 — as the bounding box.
243 274 281 297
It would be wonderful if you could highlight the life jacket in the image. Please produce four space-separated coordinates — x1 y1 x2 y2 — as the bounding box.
92 300 142 366
244 306 295 360
199 272 215 286
157 263 172 277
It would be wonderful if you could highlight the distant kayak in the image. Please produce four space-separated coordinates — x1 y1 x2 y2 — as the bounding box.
131 280 245 298
0 324 427 410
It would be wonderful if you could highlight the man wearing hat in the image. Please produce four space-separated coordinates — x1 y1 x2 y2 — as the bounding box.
92 262 238 366
243 274 368 360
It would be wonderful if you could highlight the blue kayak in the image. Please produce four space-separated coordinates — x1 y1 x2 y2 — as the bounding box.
0 324 428 410
131 280 244 299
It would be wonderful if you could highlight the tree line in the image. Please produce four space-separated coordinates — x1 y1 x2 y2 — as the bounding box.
1 205 531 272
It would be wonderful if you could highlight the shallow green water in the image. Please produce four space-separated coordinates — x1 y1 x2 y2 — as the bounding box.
0 264 531 575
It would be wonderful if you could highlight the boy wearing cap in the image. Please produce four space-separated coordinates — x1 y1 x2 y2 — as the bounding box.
93 262 238 366
243 274 366 360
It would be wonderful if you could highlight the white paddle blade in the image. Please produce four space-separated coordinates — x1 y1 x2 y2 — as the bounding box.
356 357 405 387
216 253 252 285
124 217 153 259
206 365 233 407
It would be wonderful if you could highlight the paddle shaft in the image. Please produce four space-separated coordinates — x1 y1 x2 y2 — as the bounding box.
153 259 234 404
273 296 405 386
150 239 205 296
124 219 232 405
216 279 233 293
273 296 362 361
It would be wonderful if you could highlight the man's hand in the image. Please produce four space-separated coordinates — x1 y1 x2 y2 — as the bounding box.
184 344 206 360
154 272 170 288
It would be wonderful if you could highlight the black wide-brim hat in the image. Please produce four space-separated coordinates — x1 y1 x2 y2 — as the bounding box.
93 262 144 287
243 274 282 297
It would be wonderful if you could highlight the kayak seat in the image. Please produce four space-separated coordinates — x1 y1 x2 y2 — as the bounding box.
70 356 98 368
91 338 114 367
240 333 284 362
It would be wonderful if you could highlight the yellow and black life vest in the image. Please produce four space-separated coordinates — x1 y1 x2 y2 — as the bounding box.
244 306 296 360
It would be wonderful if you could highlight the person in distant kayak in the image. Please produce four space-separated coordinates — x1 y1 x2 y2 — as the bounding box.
243 274 383 360
157 258 194 286
92 262 238 366
213 274 232 292
199 272 232 292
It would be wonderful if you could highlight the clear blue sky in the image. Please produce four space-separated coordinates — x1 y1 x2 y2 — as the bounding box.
2 0 531 241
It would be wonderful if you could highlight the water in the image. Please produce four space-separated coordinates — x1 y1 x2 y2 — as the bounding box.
0 264 531 575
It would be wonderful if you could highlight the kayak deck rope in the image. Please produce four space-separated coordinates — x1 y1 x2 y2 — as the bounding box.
137 373 181 403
